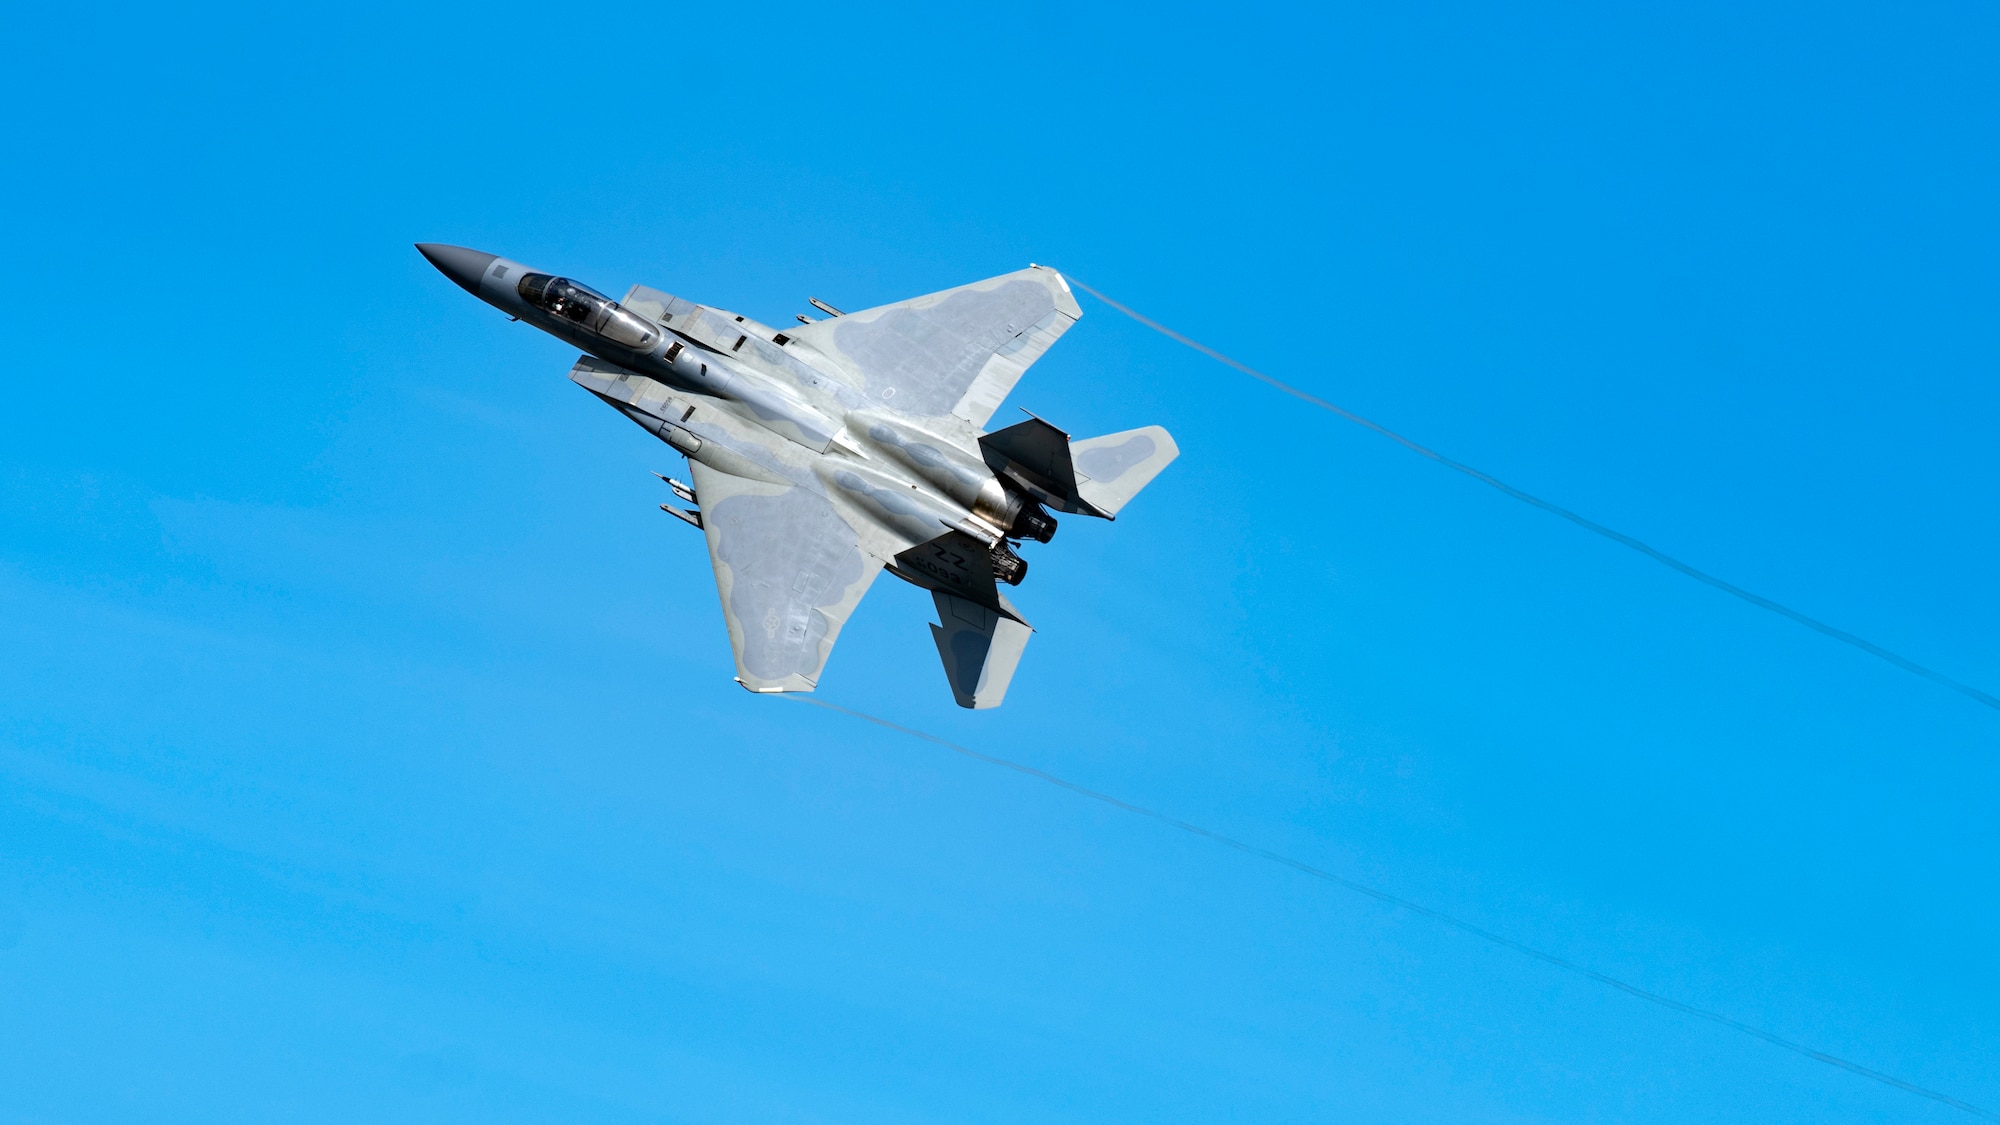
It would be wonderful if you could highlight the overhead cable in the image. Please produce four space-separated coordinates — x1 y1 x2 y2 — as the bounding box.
791 694 1997 1121
1063 277 2000 715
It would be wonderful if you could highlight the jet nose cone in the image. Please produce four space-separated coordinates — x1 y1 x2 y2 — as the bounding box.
416 243 499 296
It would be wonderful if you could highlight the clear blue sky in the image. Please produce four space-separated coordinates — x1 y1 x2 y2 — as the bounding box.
3 2 1996 1121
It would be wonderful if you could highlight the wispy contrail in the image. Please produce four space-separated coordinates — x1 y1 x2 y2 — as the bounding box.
1065 276 2000 714
792 694 1997 1120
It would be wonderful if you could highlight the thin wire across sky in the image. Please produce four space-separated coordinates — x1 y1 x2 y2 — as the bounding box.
801 282 1998 1116
792 696 1997 1121
1063 276 2000 715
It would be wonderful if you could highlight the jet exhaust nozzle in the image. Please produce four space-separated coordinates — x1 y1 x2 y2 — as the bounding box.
1009 503 1057 544
991 543 1028 586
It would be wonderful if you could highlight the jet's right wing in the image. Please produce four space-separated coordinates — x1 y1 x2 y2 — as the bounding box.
786 266 1080 427
686 461 884 693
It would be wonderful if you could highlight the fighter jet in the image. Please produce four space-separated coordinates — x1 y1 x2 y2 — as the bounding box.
418 244 1177 708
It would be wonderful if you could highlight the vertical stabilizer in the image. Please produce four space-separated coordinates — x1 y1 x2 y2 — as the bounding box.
929 591 1033 709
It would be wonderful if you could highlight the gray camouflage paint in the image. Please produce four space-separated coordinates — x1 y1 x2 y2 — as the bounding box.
417 243 1179 708
1074 432 1156 480
707 483 874 686
827 278 1058 416
930 590 1033 709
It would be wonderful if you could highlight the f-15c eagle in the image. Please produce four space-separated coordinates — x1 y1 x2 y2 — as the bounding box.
419 244 1178 708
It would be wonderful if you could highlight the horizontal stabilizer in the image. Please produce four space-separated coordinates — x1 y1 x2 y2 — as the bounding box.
1071 426 1179 517
981 418 1179 519
929 591 1033 709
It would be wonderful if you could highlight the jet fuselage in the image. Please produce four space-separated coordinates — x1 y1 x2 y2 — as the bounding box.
419 242 1180 707
416 244 1041 573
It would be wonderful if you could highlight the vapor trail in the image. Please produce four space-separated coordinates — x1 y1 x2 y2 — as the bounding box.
1064 277 2000 715
791 695 1997 1121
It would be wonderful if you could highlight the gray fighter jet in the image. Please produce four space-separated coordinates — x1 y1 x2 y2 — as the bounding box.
418 244 1177 708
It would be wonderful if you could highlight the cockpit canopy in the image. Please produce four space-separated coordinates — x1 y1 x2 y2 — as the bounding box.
518 273 659 350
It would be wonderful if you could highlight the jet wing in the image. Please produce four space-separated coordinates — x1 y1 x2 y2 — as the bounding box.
787 266 1081 427
685 461 884 693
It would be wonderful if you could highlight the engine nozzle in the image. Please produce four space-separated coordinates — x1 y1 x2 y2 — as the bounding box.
991 542 1028 586
1009 503 1057 544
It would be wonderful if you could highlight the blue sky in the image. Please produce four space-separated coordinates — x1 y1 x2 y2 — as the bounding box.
3 2 1996 1121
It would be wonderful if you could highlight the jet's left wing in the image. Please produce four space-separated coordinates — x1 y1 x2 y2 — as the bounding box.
786 266 1080 427
685 461 884 693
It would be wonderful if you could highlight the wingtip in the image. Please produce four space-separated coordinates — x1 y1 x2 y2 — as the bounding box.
734 675 820 695
1028 263 1073 293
